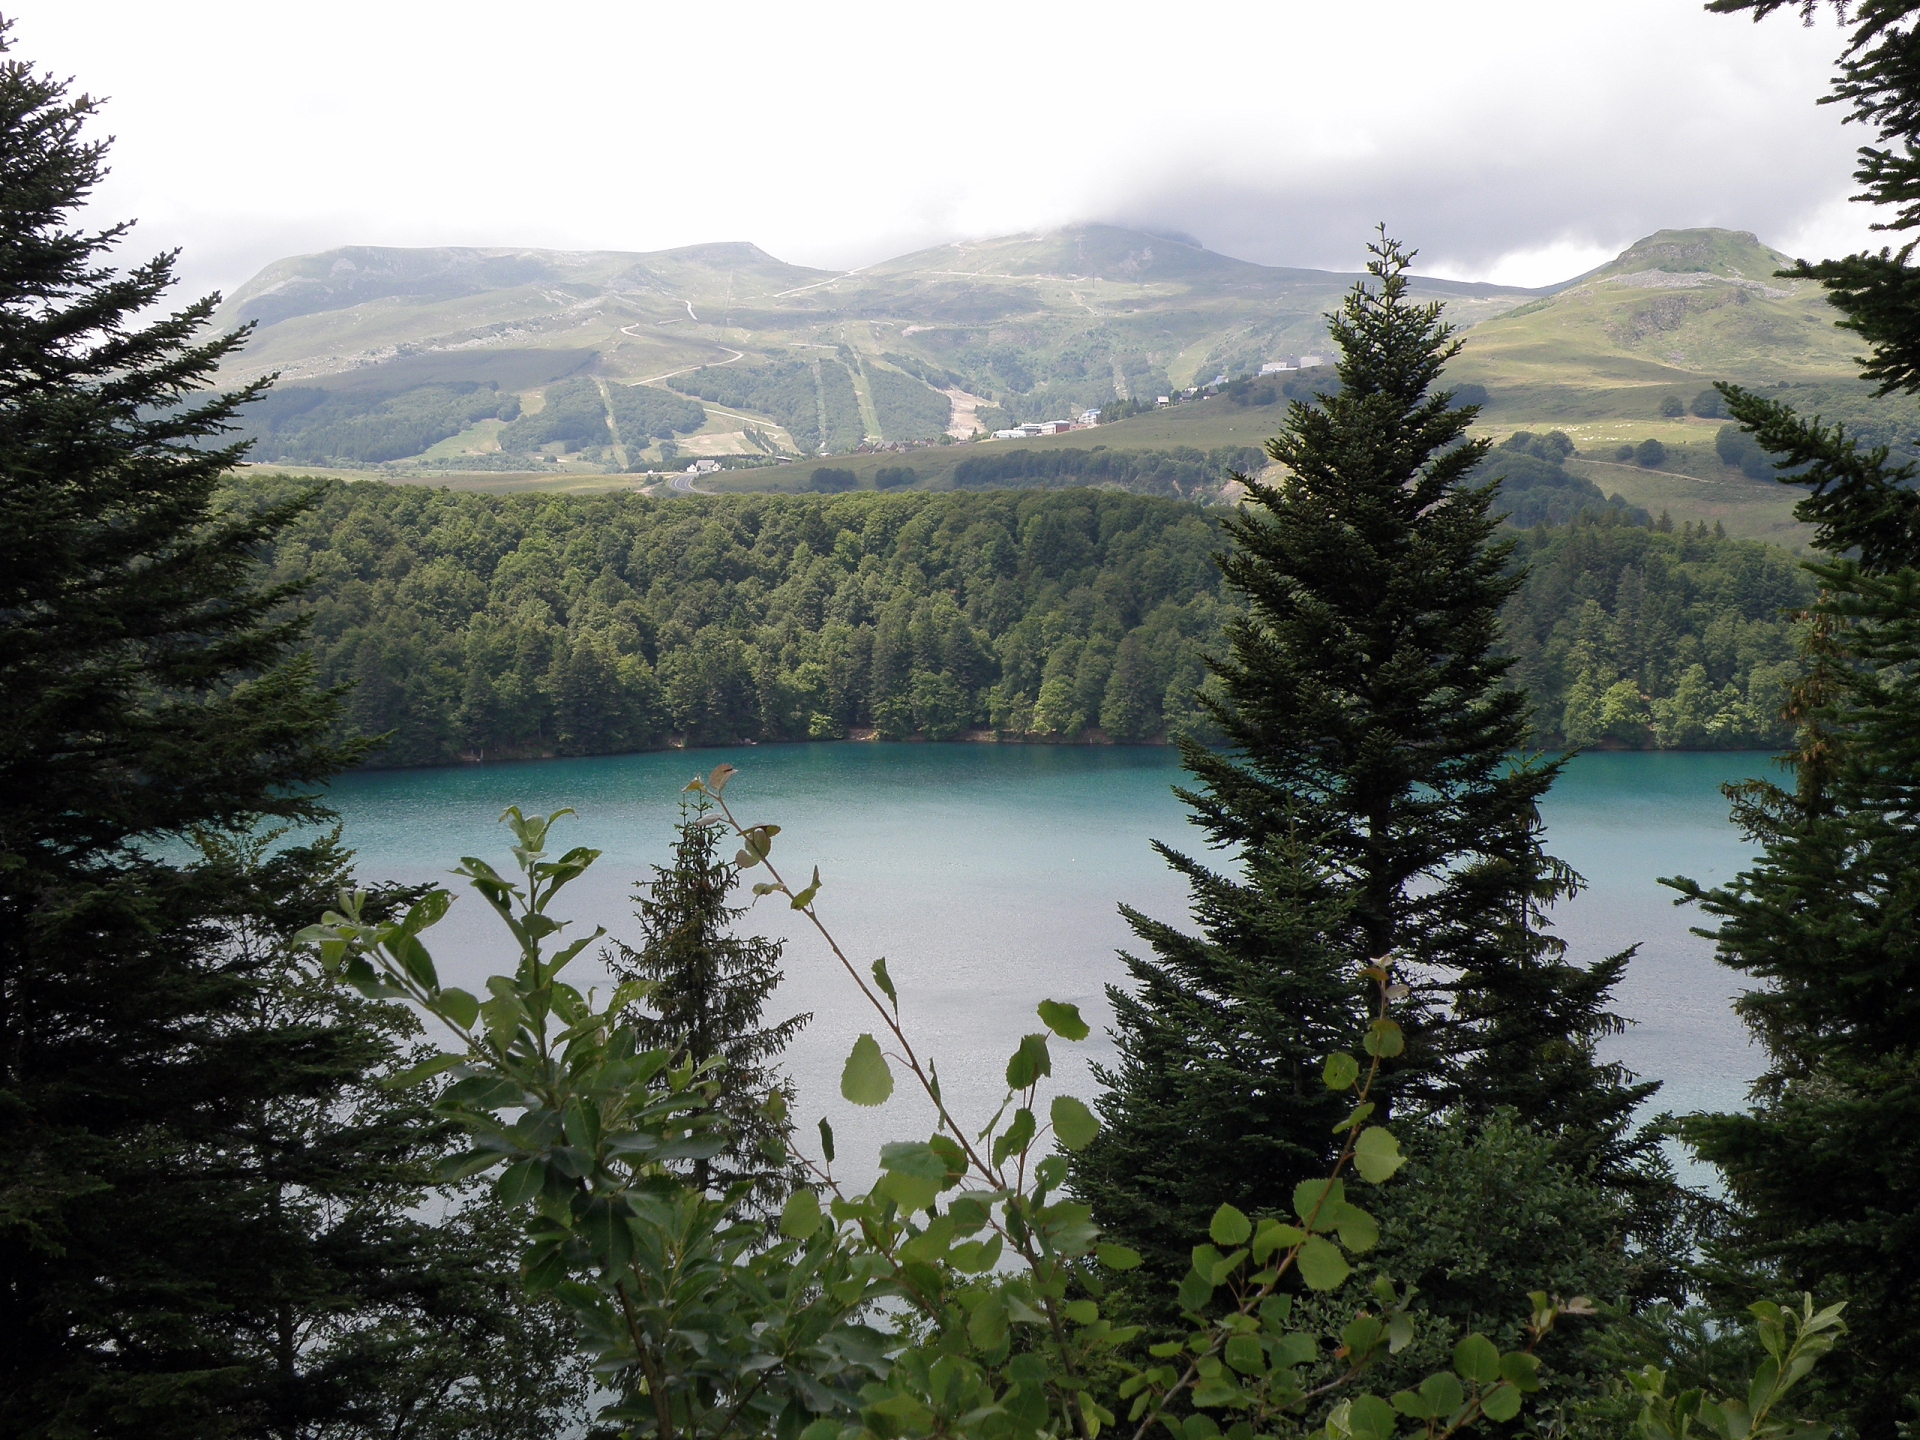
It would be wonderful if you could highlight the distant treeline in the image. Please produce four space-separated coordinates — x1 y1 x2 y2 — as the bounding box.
262 481 1814 767
1506 512 1812 748
948 445 1266 497
269 486 1230 765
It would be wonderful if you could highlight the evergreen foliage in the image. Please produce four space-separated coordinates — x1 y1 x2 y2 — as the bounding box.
1666 385 1920 1435
606 801 808 1213
1675 7 1920 1429
1072 236 1653 1312
0 35 362 1430
0 36 576 1434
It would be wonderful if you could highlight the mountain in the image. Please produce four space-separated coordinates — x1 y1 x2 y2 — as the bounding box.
213 224 1545 471
214 223 1885 507
1449 228 1860 416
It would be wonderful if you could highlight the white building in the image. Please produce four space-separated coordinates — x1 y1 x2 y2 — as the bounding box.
1298 354 1330 369
992 428 1027 440
1077 408 1102 426
1260 360 1296 374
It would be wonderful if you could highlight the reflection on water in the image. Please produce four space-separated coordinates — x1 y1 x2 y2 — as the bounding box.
322 743 1775 1180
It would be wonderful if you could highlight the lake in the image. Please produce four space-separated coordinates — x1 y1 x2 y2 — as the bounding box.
323 743 1776 1181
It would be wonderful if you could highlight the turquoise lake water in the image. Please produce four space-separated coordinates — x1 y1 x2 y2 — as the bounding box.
323 744 1776 1176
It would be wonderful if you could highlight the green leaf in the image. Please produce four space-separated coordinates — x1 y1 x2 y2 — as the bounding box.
1349 1394 1399 1440
1481 1383 1522 1422
1064 1299 1099 1324
880 1141 948 1183
791 865 822 910
1210 1204 1252 1247
1005 1032 1052 1089
1293 1177 1344 1228
496 1158 545 1206
1364 1018 1405 1058
1038 998 1090 1041
871 956 897 1009
968 1293 1008 1352
841 1033 893 1106
781 1188 822 1239
1177 1267 1215 1313
1051 1094 1100 1151
1419 1372 1464 1417
817 1117 835 1164
1097 1243 1142 1271
1353 1126 1406 1183
1452 1333 1500 1385
1252 1218 1307 1262
949 1233 1003 1272
1500 1352 1543 1393
434 987 480 1030
397 935 439 990
1296 1235 1350 1291
1323 1052 1360 1090
992 1106 1037 1166
1224 1335 1266 1376
1331 1201 1379 1253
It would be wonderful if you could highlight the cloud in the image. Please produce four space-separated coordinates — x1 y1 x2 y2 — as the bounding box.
6 0 1881 297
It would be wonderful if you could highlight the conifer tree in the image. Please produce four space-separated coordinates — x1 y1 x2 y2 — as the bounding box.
1670 6 1920 1429
606 799 808 1212
0 28 402 1434
0 30 572 1435
1072 234 1653 1296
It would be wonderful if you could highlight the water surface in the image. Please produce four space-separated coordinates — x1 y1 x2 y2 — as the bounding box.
324 744 1774 1175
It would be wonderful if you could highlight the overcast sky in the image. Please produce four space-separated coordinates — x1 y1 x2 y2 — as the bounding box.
9 0 1881 303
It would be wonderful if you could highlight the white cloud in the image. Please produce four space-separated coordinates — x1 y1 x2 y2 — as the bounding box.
6 0 1873 299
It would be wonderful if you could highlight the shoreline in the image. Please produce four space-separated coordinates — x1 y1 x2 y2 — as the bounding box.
344 729 1782 775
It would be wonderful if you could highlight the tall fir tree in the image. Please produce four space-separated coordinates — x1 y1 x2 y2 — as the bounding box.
1667 5 1920 1432
0 27 552 1436
605 799 808 1213
1072 234 1654 1298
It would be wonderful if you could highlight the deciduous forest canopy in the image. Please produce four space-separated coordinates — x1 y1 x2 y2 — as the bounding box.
260 481 1809 767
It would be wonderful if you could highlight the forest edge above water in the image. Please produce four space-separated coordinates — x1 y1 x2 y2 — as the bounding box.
257 472 1815 769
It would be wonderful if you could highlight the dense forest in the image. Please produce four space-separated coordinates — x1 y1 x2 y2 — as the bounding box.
862 361 953 440
265 481 1808 768
235 380 521 465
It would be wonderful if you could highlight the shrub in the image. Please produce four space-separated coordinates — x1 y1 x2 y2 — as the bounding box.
1615 444 1636 461
1715 424 1774 479
1660 395 1685 418
1691 388 1725 418
806 466 857 493
1636 438 1667 467
873 465 917 489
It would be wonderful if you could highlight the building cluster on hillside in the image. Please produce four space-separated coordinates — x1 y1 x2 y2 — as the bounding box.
1260 353 1330 374
991 418 1090 440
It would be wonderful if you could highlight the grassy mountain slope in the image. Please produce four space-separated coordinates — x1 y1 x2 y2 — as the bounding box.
1451 229 1859 420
